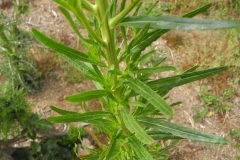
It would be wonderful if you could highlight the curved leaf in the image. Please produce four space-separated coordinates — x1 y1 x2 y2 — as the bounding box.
50 106 78 115
118 105 153 144
138 117 229 144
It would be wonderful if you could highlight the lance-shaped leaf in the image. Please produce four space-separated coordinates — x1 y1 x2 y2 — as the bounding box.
104 129 122 160
50 106 78 115
129 136 154 160
57 53 105 84
32 29 104 66
138 117 229 144
66 89 107 102
118 16 240 30
127 4 213 58
118 105 153 144
124 76 173 118
89 119 116 135
146 130 182 140
132 66 175 74
48 111 111 123
59 6 93 44
148 66 228 91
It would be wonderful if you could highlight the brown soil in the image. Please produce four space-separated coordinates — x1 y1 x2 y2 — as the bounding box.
1 0 240 160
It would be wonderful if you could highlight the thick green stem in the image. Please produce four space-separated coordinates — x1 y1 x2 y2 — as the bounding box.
73 0 105 46
109 0 140 28
96 0 120 99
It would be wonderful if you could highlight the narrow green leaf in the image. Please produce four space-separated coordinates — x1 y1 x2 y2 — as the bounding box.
123 101 146 107
66 89 106 102
32 29 104 66
145 1 159 15
50 106 77 115
147 131 182 140
48 111 111 123
148 66 228 91
183 65 200 73
137 50 156 64
132 66 175 74
118 16 240 30
124 76 173 118
53 0 74 11
129 4 213 57
58 53 105 84
118 105 153 144
183 3 212 18
129 137 154 160
89 119 116 135
138 117 229 144
59 6 92 44
132 23 150 47
105 129 122 160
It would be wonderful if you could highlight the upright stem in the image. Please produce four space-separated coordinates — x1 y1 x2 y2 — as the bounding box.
96 0 120 99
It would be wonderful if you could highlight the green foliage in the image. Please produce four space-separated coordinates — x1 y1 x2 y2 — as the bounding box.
0 81 52 141
0 2 41 93
0 81 30 141
32 0 240 159
12 126 86 160
229 128 240 148
199 85 236 113
194 107 209 122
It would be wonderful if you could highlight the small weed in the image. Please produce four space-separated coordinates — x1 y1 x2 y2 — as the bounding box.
199 85 235 113
229 128 240 149
194 107 209 122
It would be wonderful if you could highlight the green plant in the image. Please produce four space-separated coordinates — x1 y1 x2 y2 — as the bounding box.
229 128 240 148
12 126 86 160
0 81 52 142
200 85 236 113
0 81 30 141
32 1 240 159
0 2 41 93
194 107 209 122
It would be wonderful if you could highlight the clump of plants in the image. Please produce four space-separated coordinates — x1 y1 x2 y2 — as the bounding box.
33 0 240 159
0 81 30 141
199 85 237 113
11 126 87 160
0 1 41 93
